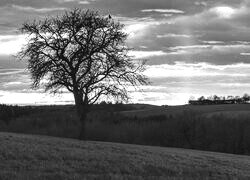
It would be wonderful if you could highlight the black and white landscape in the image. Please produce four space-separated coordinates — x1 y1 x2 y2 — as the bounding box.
0 0 250 179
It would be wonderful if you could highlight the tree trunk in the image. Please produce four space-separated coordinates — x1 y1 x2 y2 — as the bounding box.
73 91 88 140
79 110 87 140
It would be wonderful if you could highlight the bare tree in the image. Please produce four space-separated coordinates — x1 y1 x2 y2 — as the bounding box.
17 9 148 139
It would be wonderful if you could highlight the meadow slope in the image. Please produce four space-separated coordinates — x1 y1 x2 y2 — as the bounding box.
0 132 250 180
120 104 250 117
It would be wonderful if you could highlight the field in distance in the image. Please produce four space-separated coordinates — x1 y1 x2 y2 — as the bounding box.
1 132 250 180
120 104 250 117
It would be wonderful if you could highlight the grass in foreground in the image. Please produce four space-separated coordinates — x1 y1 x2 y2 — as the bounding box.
0 132 250 180
2 104 250 156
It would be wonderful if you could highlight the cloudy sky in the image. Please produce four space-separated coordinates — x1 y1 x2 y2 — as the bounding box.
1 0 250 105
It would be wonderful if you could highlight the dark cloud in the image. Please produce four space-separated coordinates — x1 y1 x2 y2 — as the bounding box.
1 0 250 65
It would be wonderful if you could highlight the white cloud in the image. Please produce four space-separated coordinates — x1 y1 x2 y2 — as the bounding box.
64 0 78 1
167 44 250 55
194 1 207 6
240 53 250 55
79 1 90 4
0 91 74 105
163 14 173 17
144 62 250 78
0 35 19 42
0 69 25 76
202 41 225 44
168 45 212 54
210 6 236 19
220 83 250 87
170 45 211 50
3 82 24 89
55 0 94 4
1 61 250 106
128 50 167 59
0 35 26 55
212 44 250 52
11 5 67 12
157 34 192 38
141 9 185 14
124 23 149 39
120 16 165 41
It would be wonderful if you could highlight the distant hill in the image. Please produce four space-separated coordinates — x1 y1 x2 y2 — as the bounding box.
2 103 250 156
120 104 250 117
1 132 250 180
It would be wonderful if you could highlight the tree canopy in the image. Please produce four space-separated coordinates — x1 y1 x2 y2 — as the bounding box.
17 9 149 139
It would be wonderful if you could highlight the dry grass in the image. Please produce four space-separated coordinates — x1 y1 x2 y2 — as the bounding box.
121 104 250 117
203 110 250 118
1 132 250 180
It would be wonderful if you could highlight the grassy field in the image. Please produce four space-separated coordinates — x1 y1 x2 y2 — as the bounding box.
121 104 250 117
2 103 250 155
1 132 250 180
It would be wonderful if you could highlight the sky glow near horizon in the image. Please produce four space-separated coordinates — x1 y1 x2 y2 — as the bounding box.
1 0 250 105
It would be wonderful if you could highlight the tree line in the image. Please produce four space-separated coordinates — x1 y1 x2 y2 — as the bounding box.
189 94 250 105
